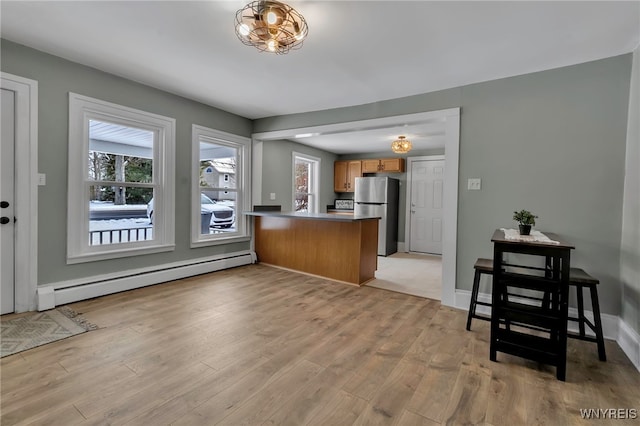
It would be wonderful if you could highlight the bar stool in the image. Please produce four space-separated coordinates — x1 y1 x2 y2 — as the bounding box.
465 258 606 361
566 267 606 361
465 258 494 330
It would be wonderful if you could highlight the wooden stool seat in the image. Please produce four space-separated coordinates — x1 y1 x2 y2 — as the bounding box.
474 258 494 272
465 259 606 361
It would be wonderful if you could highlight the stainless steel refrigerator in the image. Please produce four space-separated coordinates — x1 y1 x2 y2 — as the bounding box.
354 176 399 256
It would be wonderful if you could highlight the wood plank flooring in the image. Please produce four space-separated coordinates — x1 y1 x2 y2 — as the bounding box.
1 264 639 425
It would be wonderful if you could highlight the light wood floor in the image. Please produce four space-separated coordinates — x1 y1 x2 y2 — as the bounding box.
1 264 639 425
372 253 442 300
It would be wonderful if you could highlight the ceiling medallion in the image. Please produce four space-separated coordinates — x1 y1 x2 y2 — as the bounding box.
235 1 309 54
391 136 412 153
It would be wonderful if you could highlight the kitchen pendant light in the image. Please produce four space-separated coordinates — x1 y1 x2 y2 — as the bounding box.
234 1 309 54
391 136 412 153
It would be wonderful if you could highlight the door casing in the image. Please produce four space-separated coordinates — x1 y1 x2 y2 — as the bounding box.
1 72 38 313
1 88 16 314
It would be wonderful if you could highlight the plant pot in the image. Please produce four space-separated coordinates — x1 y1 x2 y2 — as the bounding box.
519 225 532 235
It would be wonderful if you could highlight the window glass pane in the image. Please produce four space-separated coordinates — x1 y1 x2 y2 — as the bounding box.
89 185 153 246
200 190 236 234
199 141 237 190
295 193 309 212
88 120 153 183
295 159 310 194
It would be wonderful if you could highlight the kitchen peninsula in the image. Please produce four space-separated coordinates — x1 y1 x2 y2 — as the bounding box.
245 211 380 285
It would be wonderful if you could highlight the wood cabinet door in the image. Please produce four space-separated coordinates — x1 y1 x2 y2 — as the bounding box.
334 161 348 192
346 161 362 192
380 158 405 172
361 159 380 173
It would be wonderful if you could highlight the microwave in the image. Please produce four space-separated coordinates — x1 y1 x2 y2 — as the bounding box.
334 199 354 210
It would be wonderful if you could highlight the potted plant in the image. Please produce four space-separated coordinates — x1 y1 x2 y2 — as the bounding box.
513 209 538 235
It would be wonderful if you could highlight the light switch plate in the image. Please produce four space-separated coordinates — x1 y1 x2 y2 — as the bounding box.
38 173 46 186
269 192 276 200
467 178 481 190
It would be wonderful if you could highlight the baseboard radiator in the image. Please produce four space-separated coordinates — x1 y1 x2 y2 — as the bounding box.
37 251 255 310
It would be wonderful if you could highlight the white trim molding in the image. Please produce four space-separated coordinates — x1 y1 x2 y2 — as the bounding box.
38 250 255 309
292 151 321 213
618 318 640 372
1 72 38 313
67 93 176 263
191 124 252 247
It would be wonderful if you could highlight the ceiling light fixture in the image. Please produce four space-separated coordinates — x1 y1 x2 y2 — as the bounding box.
391 135 412 154
235 1 309 54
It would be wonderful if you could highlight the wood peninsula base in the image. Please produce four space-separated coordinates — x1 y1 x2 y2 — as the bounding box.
248 212 379 285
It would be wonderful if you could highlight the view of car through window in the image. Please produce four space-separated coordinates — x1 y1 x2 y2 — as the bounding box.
146 194 235 228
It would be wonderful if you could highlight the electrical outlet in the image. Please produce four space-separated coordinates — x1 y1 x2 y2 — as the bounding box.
38 173 46 186
270 193 276 200
467 178 481 190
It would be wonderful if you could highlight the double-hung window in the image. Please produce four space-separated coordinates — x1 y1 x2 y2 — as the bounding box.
192 124 251 246
293 152 320 213
67 93 175 263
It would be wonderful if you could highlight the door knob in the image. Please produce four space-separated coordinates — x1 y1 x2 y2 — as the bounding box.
411 210 416 214
0 201 8 208
1 217 10 224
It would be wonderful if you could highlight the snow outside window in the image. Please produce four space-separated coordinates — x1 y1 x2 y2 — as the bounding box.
67 93 175 263
191 125 251 247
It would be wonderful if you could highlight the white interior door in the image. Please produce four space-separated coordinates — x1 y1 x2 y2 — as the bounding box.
409 159 445 254
1 88 16 314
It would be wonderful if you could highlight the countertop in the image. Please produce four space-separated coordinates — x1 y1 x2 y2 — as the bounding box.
244 211 380 222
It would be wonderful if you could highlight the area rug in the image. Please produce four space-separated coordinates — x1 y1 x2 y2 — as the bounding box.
1 306 97 358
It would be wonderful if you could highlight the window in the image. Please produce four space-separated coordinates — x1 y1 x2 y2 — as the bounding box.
192 125 251 246
67 93 175 263
293 152 320 213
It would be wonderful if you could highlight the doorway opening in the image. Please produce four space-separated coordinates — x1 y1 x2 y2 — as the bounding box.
252 108 460 306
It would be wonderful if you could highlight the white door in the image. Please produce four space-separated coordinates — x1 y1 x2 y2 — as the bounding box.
1 88 16 314
409 159 444 254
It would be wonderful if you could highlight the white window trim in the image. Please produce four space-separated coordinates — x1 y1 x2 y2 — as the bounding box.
191 124 251 248
292 152 321 213
67 93 175 263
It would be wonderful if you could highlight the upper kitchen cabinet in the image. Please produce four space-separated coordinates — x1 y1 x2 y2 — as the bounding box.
362 158 405 173
334 160 362 192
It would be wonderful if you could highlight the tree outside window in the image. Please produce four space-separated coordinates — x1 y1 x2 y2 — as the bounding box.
293 153 320 213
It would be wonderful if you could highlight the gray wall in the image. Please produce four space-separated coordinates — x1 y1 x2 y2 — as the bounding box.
1 40 253 285
621 49 640 335
261 139 337 212
255 55 633 317
338 149 445 243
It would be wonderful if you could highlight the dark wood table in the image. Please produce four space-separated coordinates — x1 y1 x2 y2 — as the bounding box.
489 229 575 381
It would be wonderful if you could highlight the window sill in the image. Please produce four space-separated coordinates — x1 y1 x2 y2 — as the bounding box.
190 235 251 249
67 244 175 264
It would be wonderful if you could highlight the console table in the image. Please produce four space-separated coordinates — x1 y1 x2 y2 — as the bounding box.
489 229 574 381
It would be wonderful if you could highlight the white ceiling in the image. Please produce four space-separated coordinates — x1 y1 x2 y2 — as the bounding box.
2 1 639 154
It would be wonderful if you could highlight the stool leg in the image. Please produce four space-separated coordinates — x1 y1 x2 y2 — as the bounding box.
589 285 607 361
576 285 586 338
466 269 481 331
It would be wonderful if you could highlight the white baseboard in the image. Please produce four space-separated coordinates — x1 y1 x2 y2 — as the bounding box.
455 289 640 373
618 318 640 372
38 250 255 309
